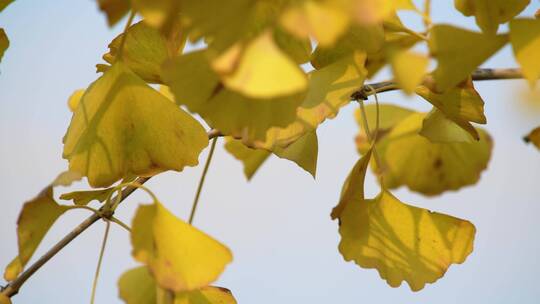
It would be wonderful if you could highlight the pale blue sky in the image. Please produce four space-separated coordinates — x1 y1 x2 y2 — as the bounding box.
1 1 540 303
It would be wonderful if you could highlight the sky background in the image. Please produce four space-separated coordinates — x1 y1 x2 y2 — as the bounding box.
1 1 540 303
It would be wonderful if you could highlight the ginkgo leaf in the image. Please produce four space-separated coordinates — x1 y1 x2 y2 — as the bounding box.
3 187 69 281
0 294 10 304
52 170 83 187
280 0 350 47
172 286 237 304
253 52 368 150
350 0 415 25
378 112 492 195
218 30 307 99
415 78 486 140
60 188 114 206
63 62 208 188
390 49 429 94
67 89 85 112
118 266 157 304
99 21 185 83
429 25 507 91
510 18 540 87
225 131 319 179
310 24 384 69
420 109 475 143
162 50 305 143
0 28 8 64
0 0 13 12
273 27 312 65
524 126 540 150
130 0 178 29
96 0 130 27
131 202 232 292
455 0 530 35
338 190 475 291
224 137 271 180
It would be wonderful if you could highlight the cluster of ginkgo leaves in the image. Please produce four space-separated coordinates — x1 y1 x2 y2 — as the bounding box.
1 0 540 303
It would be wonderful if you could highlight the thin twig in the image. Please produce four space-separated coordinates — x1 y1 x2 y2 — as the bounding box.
188 137 218 225
1 130 222 298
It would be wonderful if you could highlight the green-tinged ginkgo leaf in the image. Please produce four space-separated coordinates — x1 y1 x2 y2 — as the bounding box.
162 50 305 143
253 52 368 150
420 109 475 143
52 170 83 187
0 28 9 64
131 202 232 292
60 188 114 206
390 49 429 94
280 0 350 47
273 27 312 65
455 0 530 35
378 112 492 195
118 266 157 304
331 149 372 220
63 62 208 188
0 0 13 12
224 137 271 180
67 89 85 112
118 266 237 304
218 30 307 99
96 0 130 26
98 21 185 83
311 24 384 69
338 190 475 291
3 187 69 281
510 18 540 87
429 25 507 91
415 78 486 140
524 126 540 150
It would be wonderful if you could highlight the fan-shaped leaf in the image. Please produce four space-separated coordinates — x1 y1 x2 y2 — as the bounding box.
455 0 529 35
510 18 540 87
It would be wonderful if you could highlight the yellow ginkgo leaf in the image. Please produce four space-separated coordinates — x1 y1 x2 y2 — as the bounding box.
0 0 13 12
162 50 305 143
273 27 312 65
429 25 507 91
99 21 185 83
510 18 540 87
379 112 492 195
0 28 9 64
63 62 208 188
224 137 271 180
3 187 69 281
420 109 475 143
390 50 429 94
455 0 530 35
131 202 232 292
254 52 368 150
0 294 10 304
60 188 114 206
338 190 475 291
524 126 540 150
415 78 486 140
280 0 350 47
67 89 85 112
350 0 415 25
219 30 307 99
96 0 130 27
118 266 237 304
131 0 177 29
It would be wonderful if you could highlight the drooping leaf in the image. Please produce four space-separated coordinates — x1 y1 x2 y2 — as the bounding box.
338 190 475 291
63 62 208 188
118 266 237 304
455 0 530 35
429 25 507 91
415 78 486 140
3 187 69 281
420 109 475 143
510 18 540 87
377 112 492 195
524 126 540 150
96 0 130 27
98 21 185 83
162 50 305 143
390 49 429 94
0 28 9 64
131 202 232 292
224 137 271 180
60 188 115 206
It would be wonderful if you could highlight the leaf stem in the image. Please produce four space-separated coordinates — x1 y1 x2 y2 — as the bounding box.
89 221 111 304
188 137 218 225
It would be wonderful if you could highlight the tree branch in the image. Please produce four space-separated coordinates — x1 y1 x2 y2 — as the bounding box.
1 130 222 298
351 67 523 100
